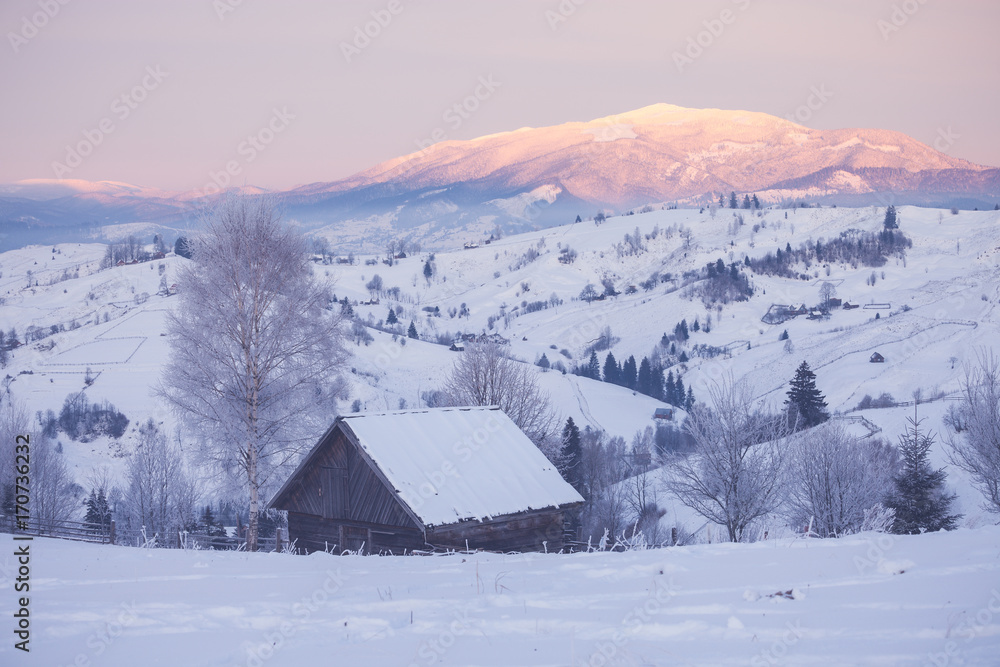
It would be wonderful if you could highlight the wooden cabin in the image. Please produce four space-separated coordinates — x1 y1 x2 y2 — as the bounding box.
268 407 584 554
653 407 674 420
870 352 885 363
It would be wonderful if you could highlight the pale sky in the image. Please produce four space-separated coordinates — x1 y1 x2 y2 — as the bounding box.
1 0 997 191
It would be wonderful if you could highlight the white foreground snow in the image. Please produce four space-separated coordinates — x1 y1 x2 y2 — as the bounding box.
2 526 999 666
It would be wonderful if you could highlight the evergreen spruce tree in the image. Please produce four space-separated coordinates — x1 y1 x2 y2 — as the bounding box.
692 318 700 332
622 355 637 390
751 194 761 210
679 351 689 363
665 371 677 404
407 321 418 339
674 376 685 407
883 205 898 230
742 194 752 209
637 357 653 396
85 488 111 533
779 329 789 341
560 417 584 494
685 387 695 411
729 191 738 209
603 352 619 384
537 353 550 370
423 260 433 283
785 361 829 429
386 307 398 325
586 351 601 380
886 418 961 534
652 365 666 401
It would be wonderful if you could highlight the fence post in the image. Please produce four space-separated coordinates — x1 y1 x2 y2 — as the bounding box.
275 527 283 553
177 530 183 549
109 520 116 545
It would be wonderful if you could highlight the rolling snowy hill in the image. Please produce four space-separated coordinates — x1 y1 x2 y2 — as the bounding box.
2 203 998 528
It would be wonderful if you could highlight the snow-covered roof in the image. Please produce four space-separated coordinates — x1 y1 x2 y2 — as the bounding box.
343 406 582 526
292 406 583 527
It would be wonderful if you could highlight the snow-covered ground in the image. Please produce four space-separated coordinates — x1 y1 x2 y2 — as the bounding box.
2 526 998 666
2 205 996 521
1 204 999 665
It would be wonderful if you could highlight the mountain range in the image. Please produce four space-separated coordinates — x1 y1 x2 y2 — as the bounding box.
2 103 998 250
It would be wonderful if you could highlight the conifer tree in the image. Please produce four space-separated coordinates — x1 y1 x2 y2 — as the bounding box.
603 352 619 385
886 418 961 534
560 417 584 494
637 357 653 396
386 307 398 325
665 371 677 404
785 361 829 429
407 321 418 339
586 351 601 380
883 205 898 230
685 387 695 411
729 191 738 209
423 259 433 283
621 355 637 390
675 376 685 407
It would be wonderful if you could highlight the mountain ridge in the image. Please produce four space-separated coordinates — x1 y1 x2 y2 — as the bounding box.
2 103 997 251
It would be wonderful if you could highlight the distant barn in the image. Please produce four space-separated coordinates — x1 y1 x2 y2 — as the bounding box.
870 352 885 363
653 407 674 420
268 407 584 554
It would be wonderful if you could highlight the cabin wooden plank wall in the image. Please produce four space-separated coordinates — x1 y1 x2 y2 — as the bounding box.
288 512 424 555
426 508 573 553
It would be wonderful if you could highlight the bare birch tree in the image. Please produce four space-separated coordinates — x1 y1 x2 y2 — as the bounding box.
122 419 197 539
666 378 789 542
785 423 898 536
159 196 347 550
947 350 1000 514
443 342 557 447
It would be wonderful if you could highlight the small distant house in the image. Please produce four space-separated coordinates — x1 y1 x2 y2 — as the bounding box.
870 352 885 363
653 407 674 420
463 242 479 250
807 310 824 320
449 341 465 352
168 283 179 295
828 297 842 308
268 407 584 554
842 302 859 310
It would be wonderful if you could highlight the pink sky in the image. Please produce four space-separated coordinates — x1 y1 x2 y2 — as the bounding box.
1 0 997 192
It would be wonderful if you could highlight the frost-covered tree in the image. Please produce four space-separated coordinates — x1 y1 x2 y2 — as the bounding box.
442 342 556 447
407 320 418 339
785 423 898 536
122 419 196 538
159 196 347 550
947 351 1000 514
560 417 584 494
886 417 961 534
883 205 898 230
667 378 789 542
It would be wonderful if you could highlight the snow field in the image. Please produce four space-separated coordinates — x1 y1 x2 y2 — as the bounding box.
2 525 999 666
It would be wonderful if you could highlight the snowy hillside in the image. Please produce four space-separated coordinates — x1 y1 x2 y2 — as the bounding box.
1 204 999 527
2 526 999 666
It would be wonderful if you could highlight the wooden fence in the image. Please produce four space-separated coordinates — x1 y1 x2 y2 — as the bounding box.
0 515 285 552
